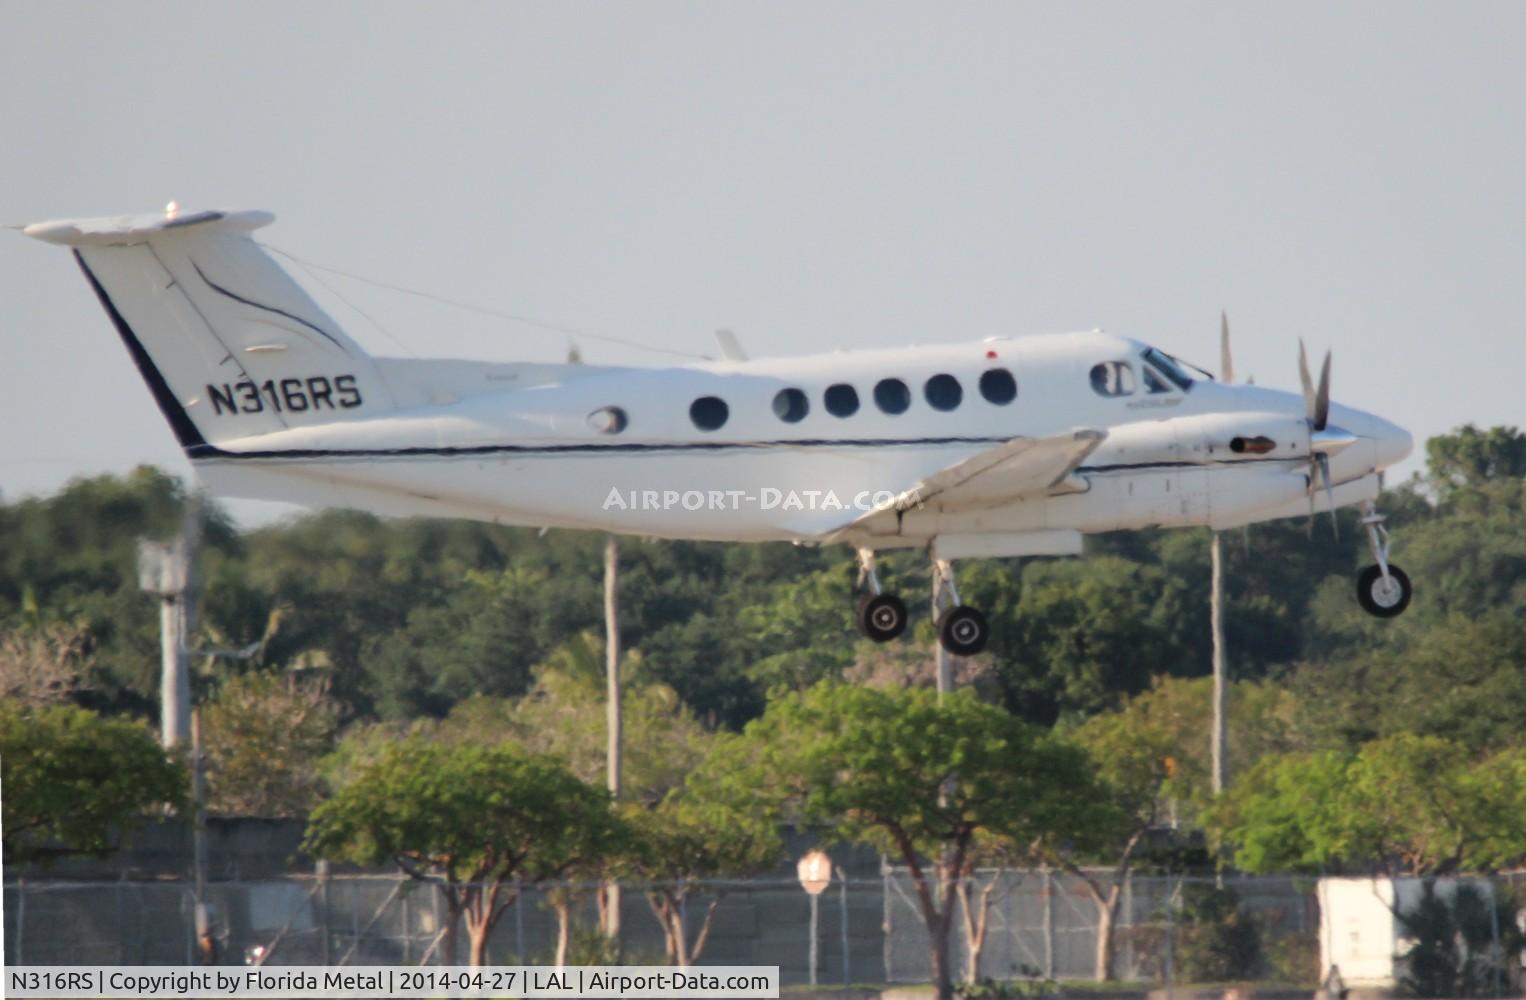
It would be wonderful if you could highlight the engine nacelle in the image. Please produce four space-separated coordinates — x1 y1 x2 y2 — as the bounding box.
1198 466 1315 530
1090 411 1309 469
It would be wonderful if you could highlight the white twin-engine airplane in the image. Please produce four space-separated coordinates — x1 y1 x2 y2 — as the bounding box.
26 208 1415 655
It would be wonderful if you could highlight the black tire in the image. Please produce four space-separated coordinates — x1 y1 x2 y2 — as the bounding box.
1357 563 1412 618
857 593 908 642
937 605 990 656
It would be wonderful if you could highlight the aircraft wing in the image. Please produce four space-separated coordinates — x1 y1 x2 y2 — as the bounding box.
826 428 1106 540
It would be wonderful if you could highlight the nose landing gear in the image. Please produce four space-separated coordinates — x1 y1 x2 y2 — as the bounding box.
1357 503 1412 618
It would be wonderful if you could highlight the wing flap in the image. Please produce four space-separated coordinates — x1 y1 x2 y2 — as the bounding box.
912 428 1105 510
828 428 1105 540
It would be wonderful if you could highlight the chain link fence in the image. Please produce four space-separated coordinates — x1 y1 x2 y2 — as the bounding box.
882 870 1321 985
7 871 1524 994
883 869 1526 995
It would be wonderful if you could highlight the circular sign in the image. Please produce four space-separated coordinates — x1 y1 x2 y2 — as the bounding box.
796 849 833 895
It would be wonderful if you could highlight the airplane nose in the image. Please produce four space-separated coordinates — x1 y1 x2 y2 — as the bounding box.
1369 414 1413 471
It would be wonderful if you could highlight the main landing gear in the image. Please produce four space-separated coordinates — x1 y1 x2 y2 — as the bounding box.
853 549 990 655
932 558 989 656
1356 501 1412 618
855 548 909 642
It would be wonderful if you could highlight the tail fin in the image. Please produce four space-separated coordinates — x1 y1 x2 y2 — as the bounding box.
26 209 393 451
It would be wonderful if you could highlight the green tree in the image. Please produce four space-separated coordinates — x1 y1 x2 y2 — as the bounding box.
1425 424 1526 497
327 634 715 807
1054 676 1299 980
1291 612 1526 754
624 781 782 967
0 468 236 711
490 637 714 805
952 832 1042 983
201 672 339 816
1202 749 1356 874
1472 745 1526 871
1 703 187 863
1208 734 1526 876
735 563 873 694
0 620 88 706
1060 683 1181 980
974 557 1181 725
1396 880 1525 999
1175 883 1264 983
726 683 1107 1000
303 740 626 967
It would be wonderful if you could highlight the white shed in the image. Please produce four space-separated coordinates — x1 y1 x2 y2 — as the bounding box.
1317 876 1496 989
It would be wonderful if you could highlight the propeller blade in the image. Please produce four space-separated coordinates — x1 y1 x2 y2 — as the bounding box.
1298 340 1316 425
1314 350 1331 432
1220 311 1234 384
1316 452 1338 539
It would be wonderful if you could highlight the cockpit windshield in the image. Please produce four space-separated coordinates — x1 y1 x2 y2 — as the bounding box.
1141 347 1195 391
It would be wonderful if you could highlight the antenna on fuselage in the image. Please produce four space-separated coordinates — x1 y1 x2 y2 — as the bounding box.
1220 311 1234 385
714 328 748 362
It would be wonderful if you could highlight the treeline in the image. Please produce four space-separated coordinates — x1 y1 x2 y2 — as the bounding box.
2 425 1521 739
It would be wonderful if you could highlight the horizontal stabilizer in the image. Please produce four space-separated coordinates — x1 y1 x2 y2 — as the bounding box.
24 209 275 247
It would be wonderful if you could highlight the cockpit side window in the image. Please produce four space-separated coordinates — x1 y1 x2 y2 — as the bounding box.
1090 361 1136 397
1141 347 1194 391
1142 365 1173 394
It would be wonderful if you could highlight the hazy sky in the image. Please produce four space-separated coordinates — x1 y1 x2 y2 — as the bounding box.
3 2 1522 525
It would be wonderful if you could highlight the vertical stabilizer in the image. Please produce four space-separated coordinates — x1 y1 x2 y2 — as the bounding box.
26 209 393 450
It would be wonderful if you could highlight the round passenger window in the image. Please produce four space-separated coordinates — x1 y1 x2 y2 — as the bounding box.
690 396 729 431
924 374 963 412
874 378 911 415
824 383 860 418
773 388 809 423
979 368 1017 405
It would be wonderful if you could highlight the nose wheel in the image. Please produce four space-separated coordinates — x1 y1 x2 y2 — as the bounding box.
1357 563 1411 618
1357 503 1412 618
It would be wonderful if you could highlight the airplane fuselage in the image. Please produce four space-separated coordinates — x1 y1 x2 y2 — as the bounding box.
192 331 1410 551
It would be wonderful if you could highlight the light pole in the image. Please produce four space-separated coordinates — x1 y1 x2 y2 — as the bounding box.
138 534 193 748
797 850 832 986
603 537 623 944
1210 533 1228 796
138 494 215 961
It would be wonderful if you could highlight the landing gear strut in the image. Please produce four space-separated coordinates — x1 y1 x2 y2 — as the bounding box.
932 558 989 656
855 548 908 642
1357 502 1412 618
